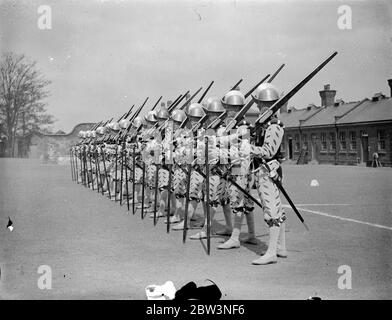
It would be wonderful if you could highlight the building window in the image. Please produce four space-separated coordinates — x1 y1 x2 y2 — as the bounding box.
377 130 386 151
321 132 327 151
329 132 336 151
349 131 357 151
339 131 347 151
294 134 300 152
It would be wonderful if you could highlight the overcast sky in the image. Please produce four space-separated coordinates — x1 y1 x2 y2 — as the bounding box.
1 0 391 132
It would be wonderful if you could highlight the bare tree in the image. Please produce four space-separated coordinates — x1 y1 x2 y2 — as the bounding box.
0 52 54 156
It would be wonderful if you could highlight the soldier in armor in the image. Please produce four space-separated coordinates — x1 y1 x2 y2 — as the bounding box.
163 109 189 224
189 97 233 239
172 103 206 231
249 83 287 265
155 105 177 218
216 90 257 249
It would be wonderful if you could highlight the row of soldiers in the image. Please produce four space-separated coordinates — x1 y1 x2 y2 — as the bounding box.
70 52 337 265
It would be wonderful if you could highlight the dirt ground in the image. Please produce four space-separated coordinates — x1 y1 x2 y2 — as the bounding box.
0 158 391 300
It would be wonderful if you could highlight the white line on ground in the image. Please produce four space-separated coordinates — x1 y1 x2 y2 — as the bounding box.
282 205 392 231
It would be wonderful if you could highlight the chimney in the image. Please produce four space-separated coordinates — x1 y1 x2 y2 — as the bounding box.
319 84 336 107
387 79 392 97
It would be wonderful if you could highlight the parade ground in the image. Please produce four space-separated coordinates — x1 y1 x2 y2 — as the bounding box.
0 158 391 300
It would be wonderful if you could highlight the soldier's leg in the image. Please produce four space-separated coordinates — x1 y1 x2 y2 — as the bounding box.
172 171 203 230
218 176 247 249
190 175 220 239
252 171 284 265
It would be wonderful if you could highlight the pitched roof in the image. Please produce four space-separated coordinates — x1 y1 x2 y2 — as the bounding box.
300 102 359 127
279 107 320 128
336 97 392 124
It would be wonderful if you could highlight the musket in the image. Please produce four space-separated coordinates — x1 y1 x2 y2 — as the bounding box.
151 96 163 112
198 81 214 104
224 73 271 133
267 64 285 84
177 87 204 129
188 81 214 131
230 78 243 91
124 105 135 119
120 97 150 140
153 87 203 135
255 52 338 126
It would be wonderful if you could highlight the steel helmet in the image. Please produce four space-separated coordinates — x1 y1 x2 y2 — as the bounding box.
145 110 158 123
86 131 92 138
112 122 120 131
132 116 143 128
96 126 105 135
156 107 170 121
203 96 225 115
221 90 245 110
119 118 130 129
91 130 97 138
106 122 114 130
78 130 85 138
252 83 279 104
186 103 205 119
171 109 187 123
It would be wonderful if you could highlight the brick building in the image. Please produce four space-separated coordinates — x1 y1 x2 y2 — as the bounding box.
245 80 392 167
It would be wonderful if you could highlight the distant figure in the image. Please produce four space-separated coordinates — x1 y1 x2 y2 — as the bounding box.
372 152 382 167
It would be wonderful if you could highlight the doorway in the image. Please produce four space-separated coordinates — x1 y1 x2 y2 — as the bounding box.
361 135 369 163
288 138 293 160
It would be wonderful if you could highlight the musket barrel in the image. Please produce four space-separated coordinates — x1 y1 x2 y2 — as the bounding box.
267 64 285 83
255 51 338 125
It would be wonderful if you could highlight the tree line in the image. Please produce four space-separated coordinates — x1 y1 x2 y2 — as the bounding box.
0 52 54 157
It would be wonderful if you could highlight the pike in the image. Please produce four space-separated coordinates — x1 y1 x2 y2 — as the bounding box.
69 148 75 181
153 162 160 226
141 162 146 218
166 162 173 233
120 143 124 205
124 144 130 211
74 148 79 184
93 145 100 192
101 144 111 198
182 162 192 243
131 144 136 215
204 136 211 255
